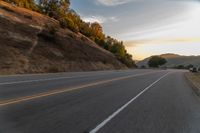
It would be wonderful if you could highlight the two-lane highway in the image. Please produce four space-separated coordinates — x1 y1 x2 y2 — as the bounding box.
0 69 200 133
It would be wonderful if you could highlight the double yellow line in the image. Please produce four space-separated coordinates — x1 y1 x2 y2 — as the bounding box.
0 71 162 107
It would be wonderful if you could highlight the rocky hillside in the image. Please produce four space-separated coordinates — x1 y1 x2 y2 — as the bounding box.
137 53 200 68
0 1 127 74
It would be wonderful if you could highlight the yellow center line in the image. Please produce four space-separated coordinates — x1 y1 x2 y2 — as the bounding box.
0 71 163 107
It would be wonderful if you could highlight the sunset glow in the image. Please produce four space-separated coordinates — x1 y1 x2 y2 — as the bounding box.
71 0 200 60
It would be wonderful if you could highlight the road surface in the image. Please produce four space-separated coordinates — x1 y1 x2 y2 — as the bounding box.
0 69 200 133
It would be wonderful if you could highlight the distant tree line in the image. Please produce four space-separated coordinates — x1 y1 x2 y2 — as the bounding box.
174 64 194 69
3 0 136 68
147 56 195 69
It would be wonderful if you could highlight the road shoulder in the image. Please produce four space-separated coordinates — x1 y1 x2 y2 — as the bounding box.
185 72 200 97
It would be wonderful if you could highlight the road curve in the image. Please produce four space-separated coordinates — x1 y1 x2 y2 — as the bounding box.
0 69 200 133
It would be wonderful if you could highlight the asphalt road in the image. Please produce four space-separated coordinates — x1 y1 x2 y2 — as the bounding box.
0 69 200 133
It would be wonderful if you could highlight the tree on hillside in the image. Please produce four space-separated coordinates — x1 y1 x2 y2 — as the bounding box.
3 0 136 68
4 0 38 10
148 56 167 68
39 0 70 19
121 53 136 68
39 0 80 32
111 42 126 58
90 22 104 40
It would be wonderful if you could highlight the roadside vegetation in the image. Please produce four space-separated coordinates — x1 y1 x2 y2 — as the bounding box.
3 0 136 68
185 72 200 96
148 56 167 68
174 64 195 70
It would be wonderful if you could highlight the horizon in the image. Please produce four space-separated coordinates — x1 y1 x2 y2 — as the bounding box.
135 53 200 61
71 0 200 60
1 1 200 133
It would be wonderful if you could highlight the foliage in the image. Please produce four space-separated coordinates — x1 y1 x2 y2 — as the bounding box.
96 36 136 67
175 65 185 69
3 0 39 11
120 54 136 68
3 0 136 68
148 56 167 68
186 64 194 69
38 0 70 18
141 65 146 69
174 64 195 70
59 17 79 32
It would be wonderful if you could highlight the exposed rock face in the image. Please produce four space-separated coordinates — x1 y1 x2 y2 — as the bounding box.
0 1 126 74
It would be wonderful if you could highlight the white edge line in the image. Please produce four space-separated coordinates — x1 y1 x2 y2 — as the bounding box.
89 72 169 133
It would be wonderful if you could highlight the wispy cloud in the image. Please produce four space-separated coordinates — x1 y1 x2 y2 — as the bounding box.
82 16 106 24
82 16 119 24
125 37 200 47
71 0 200 59
95 0 198 6
96 0 132 6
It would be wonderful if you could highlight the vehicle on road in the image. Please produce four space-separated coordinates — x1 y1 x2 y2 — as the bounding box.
189 67 199 73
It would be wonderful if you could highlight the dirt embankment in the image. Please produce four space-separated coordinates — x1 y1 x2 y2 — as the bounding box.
0 1 126 75
185 72 200 96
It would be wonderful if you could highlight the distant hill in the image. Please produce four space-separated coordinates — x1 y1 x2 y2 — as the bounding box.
160 53 181 58
0 1 126 74
137 53 200 68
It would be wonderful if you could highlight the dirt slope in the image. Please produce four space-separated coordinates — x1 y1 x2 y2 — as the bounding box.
0 1 126 74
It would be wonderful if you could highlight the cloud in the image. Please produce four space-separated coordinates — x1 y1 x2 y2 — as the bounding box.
82 16 106 24
96 0 132 6
95 0 198 6
124 37 200 47
82 16 119 24
109 17 119 22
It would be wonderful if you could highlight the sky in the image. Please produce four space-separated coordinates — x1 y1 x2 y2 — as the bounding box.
71 0 200 60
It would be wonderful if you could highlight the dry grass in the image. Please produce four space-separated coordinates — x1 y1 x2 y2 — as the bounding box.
185 72 200 96
0 1 59 31
0 1 126 75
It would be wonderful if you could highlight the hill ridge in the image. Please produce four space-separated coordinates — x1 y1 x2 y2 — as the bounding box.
137 53 200 68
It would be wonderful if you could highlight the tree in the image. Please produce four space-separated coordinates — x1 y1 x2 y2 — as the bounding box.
186 64 193 69
148 56 167 68
175 65 185 69
90 22 104 40
3 0 136 68
111 42 126 58
141 65 146 69
39 0 70 19
4 0 38 10
59 17 79 32
120 53 136 68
